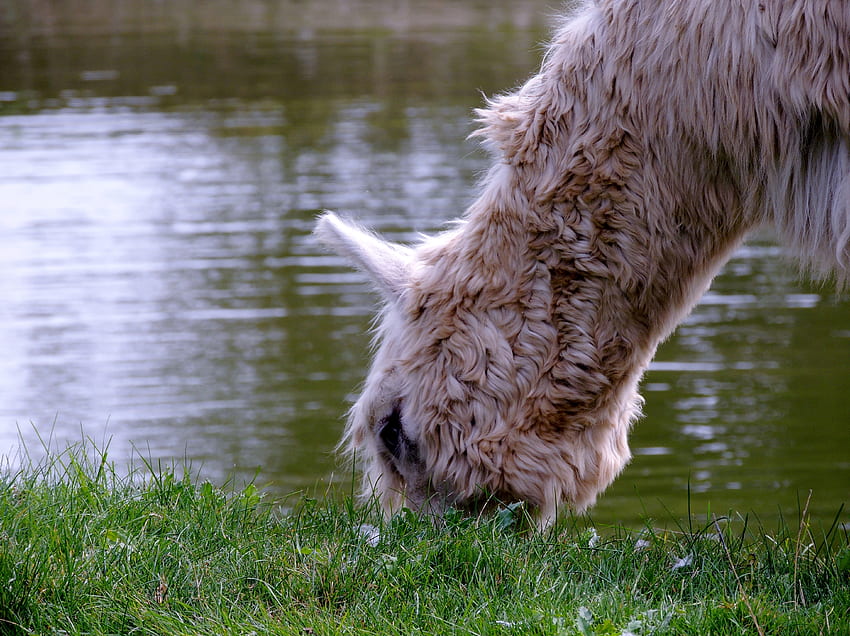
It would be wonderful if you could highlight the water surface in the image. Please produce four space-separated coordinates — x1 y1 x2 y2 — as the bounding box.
1 12 847 528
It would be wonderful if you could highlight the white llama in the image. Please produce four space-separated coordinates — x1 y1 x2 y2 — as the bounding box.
316 0 849 526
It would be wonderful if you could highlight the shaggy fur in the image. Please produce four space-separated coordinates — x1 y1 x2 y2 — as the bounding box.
315 0 849 526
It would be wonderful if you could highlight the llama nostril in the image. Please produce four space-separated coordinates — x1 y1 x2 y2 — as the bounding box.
378 403 403 458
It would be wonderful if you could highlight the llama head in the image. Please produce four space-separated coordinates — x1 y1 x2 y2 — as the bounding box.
315 212 635 523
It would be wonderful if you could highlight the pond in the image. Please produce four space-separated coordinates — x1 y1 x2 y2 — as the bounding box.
1 2 847 529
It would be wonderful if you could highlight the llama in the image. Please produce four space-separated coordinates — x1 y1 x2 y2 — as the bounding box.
315 0 850 526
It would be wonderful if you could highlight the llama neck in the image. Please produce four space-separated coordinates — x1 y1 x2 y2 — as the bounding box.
436 158 753 426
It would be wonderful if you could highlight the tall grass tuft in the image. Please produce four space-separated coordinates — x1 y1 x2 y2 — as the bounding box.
0 439 847 635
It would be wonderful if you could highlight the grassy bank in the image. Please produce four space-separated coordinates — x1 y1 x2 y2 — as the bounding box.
0 444 848 635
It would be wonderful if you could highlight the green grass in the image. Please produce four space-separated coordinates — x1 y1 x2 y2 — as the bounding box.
0 442 848 635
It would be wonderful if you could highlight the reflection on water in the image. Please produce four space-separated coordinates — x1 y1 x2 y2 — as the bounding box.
0 98 476 494
0 18 848 527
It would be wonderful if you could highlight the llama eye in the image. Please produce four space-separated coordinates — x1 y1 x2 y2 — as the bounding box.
378 403 403 458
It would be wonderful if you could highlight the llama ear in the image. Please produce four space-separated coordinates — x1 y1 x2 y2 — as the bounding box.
314 212 413 300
